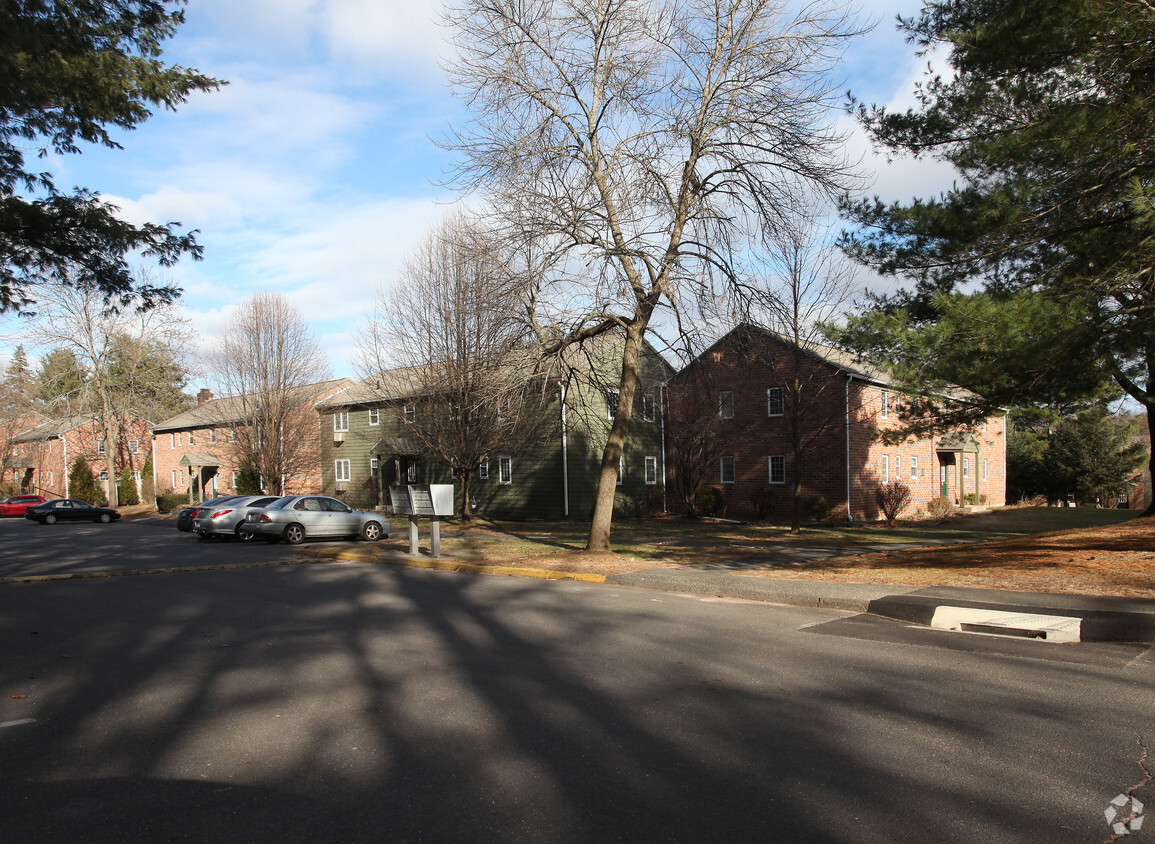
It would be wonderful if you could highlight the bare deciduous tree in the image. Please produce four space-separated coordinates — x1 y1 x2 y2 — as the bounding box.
356 210 551 520
21 280 194 505
757 217 857 530
444 0 862 550
208 292 331 495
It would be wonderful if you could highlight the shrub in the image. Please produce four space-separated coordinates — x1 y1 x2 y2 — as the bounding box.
235 457 263 494
695 486 724 517
118 469 140 506
963 492 978 505
875 481 912 526
140 453 154 505
927 496 954 518
804 495 830 521
155 492 187 514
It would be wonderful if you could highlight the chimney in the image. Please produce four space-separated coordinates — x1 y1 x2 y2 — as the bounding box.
197 389 214 406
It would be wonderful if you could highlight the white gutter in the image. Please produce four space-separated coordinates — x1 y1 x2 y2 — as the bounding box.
845 373 853 523
63 434 69 498
560 382 570 518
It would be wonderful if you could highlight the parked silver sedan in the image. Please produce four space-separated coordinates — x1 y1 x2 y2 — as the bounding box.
192 495 285 541
238 495 390 545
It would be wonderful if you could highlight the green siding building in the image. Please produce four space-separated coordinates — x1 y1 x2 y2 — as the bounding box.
317 340 673 520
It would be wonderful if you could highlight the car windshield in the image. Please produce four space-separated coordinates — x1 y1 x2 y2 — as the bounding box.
269 498 294 509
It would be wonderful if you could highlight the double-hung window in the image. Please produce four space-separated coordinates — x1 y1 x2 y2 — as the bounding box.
767 387 784 417
719 391 735 419
910 456 919 479
643 394 656 422
606 390 619 420
644 456 658 485
769 455 785 485
334 411 349 433
335 459 351 483
368 408 380 426
720 456 736 484
498 456 512 485
479 459 489 480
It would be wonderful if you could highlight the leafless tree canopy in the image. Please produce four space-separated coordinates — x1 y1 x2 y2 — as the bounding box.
443 0 863 549
21 280 195 505
208 292 331 495
356 211 552 519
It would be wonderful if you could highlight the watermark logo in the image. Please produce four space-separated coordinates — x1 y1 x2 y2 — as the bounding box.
1106 794 1144 836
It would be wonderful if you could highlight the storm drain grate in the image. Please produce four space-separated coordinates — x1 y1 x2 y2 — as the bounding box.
929 606 1083 643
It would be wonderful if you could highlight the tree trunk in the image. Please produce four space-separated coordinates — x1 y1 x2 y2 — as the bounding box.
460 469 473 522
586 320 648 552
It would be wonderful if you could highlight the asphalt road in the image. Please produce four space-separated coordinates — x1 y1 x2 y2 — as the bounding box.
1 518 1153 842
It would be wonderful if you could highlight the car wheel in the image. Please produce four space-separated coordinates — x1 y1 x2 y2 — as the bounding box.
284 524 306 545
361 521 382 542
236 525 255 542
44 514 57 525
99 513 111 523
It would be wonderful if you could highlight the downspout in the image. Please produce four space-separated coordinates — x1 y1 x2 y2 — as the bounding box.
151 434 157 506
660 381 668 514
1003 411 1008 506
560 382 570 519
845 373 853 523
63 434 69 498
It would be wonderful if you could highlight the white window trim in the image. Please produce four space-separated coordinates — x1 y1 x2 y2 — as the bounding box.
404 404 416 424
882 455 890 483
334 411 349 433
479 459 489 481
982 459 988 482
767 387 784 418
720 455 735 485
498 455 512 485
911 456 919 479
881 390 889 419
644 456 658 485
335 459 351 483
643 395 655 423
769 455 785 485
606 390 619 420
368 408 380 426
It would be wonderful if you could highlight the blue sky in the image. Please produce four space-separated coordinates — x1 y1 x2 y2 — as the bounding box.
2 0 954 382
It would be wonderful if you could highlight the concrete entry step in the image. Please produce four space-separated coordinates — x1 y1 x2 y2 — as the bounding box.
929 606 1083 643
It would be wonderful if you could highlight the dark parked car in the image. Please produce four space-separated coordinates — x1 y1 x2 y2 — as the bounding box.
192 495 284 541
239 495 389 544
176 495 242 532
0 494 47 517
26 499 121 524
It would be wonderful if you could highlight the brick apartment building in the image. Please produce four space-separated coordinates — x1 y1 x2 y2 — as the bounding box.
150 379 351 502
667 324 1007 522
7 411 152 502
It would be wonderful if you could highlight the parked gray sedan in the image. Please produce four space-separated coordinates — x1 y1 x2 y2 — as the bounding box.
238 495 390 545
192 495 285 541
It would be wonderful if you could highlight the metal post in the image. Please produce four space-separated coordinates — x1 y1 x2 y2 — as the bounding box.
408 515 419 555
430 517 441 558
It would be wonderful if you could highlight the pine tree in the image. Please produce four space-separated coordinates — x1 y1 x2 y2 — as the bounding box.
837 0 1155 514
0 0 222 314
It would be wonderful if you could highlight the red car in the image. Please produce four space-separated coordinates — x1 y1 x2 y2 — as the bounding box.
0 494 47 517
